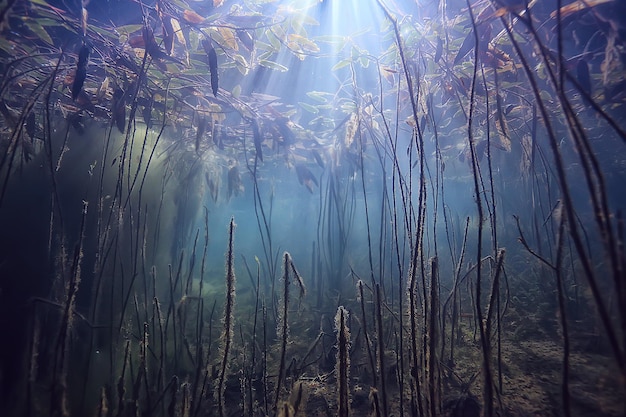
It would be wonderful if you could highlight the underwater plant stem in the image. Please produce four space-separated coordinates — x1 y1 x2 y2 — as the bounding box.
555 216 572 417
190 209 210 416
502 9 625 374
444 217 470 365
115 340 130 417
336 306 350 417
245 144 278 295
196 300 216 417
428 257 439 417
485 250 505 343
248 259 262 417
357 280 377 387
50 200 88 417
357 124 377 288
374 6 430 416
375 284 389 417
274 252 291 410
408 261 424 417
218 217 236 417
466 3 494 416
262 303 269 416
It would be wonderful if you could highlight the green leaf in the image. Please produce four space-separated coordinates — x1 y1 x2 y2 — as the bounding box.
259 59 288 72
359 55 370 68
116 24 143 36
331 58 352 71
189 31 200 51
23 20 54 46
298 102 319 114
233 54 249 75
266 29 281 50
30 0 51 6
306 91 329 103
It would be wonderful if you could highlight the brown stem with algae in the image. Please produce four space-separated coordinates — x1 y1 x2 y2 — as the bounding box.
217 217 236 417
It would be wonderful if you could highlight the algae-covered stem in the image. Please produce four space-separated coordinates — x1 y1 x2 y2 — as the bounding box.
375 284 388 416
357 280 377 388
247 257 262 417
50 200 89 417
555 0 625 376
218 217 236 417
189 208 210 415
427 257 440 417
465 1 494 416
502 0 624 380
374 2 428 416
274 252 292 410
336 306 351 417
243 128 278 310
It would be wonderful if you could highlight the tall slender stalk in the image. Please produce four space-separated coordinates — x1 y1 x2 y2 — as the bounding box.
275 252 292 410
375 284 388 417
427 257 439 417
335 306 351 417
217 217 236 417
465 3 493 415
357 280 377 386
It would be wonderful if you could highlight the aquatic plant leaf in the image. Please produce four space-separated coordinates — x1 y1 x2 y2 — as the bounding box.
359 55 370 68
72 44 90 101
306 91 329 103
23 20 54 46
332 58 352 71
225 14 265 27
295 163 318 193
550 0 613 18
539 89 552 103
233 54 249 75
274 22 288 40
29 0 55 7
232 85 241 98
189 30 200 51
299 102 318 114
255 48 273 62
454 31 475 65
287 34 320 53
183 9 205 24
520 134 532 175
237 30 254 51
202 39 219 96
290 17 305 35
216 26 238 51
258 59 288 72
266 29 282 50
0 38 19 55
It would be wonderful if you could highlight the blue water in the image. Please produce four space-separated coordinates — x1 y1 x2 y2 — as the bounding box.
0 0 625 416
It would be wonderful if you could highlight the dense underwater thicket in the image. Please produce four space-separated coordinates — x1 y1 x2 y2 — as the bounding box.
0 0 625 416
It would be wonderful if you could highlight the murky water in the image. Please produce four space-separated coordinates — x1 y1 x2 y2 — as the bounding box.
0 0 625 416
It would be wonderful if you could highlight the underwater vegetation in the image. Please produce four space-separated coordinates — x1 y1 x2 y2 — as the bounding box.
0 0 625 416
